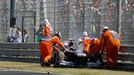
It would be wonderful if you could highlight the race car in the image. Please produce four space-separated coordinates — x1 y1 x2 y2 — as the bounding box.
42 39 104 67
51 40 88 67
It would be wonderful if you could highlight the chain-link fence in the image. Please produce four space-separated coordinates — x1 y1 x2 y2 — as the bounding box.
120 0 134 45
15 10 36 42
0 0 9 42
0 0 37 42
0 0 134 45
43 0 118 39
0 10 36 42
42 0 134 45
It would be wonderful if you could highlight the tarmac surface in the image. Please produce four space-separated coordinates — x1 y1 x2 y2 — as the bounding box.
0 68 58 75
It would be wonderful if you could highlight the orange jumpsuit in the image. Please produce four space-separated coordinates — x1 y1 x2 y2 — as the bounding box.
89 39 101 54
83 37 94 54
88 39 104 63
43 25 53 37
40 36 64 63
100 30 120 67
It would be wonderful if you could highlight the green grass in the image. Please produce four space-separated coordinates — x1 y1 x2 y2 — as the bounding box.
0 61 134 75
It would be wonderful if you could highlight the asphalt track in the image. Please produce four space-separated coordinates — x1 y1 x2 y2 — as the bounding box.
0 69 58 75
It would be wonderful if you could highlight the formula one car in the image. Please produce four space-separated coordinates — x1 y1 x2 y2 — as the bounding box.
51 40 88 67
41 39 104 67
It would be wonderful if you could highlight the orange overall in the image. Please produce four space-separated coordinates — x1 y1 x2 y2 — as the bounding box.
83 37 94 54
43 25 53 37
40 36 64 63
89 39 101 54
100 30 120 67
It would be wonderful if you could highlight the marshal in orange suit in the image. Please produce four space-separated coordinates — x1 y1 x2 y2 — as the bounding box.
40 32 66 67
82 31 94 54
43 19 53 38
100 26 121 68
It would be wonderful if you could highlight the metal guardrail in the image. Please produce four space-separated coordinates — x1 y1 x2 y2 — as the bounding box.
0 43 39 49
0 43 134 70
0 43 40 63
102 44 134 70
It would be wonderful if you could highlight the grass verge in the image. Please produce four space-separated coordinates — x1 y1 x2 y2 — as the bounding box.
0 61 134 75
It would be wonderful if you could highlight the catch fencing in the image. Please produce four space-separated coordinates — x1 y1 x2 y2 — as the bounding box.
0 0 134 45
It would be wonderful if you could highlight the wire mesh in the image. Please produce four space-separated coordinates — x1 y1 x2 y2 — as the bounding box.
0 0 134 45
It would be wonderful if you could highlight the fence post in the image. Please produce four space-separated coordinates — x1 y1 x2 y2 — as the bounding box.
82 4 85 32
22 16 24 42
10 0 16 27
54 0 56 32
117 0 121 34
34 11 36 42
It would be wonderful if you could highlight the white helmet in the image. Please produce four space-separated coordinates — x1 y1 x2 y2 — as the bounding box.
44 19 50 25
94 38 98 40
103 26 109 30
78 39 82 42
78 39 83 44
83 31 88 36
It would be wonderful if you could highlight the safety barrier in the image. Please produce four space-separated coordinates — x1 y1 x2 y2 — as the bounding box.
116 45 134 70
101 45 134 70
0 43 134 70
0 43 40 63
